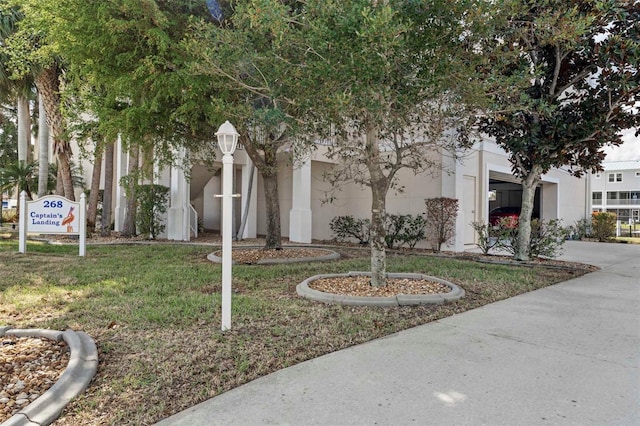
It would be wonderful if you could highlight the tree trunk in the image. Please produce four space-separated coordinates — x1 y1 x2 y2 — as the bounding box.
55 160 64 195
35 65 75 200
17 95 30 164
122 144 139 237
262 170 282 249
101 141 115 236
515 165 542 261
366 126 389 287
37 95 49 197
86 145 103 233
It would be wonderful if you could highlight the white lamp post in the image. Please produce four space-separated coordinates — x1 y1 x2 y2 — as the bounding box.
216 120 239 331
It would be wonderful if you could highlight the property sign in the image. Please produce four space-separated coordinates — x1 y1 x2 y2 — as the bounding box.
19 192 86 256
27 196 80 234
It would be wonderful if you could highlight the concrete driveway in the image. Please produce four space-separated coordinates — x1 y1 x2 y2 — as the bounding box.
157 241 640 426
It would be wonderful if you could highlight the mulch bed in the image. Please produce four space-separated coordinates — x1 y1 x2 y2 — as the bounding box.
309 276 451 297
0 336 69 422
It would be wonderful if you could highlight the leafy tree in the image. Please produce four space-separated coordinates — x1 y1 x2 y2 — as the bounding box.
182 0 313 249
478 0 640 260
0 0 77 200
299 0 481 286
0 6 33 166
42 0 227 236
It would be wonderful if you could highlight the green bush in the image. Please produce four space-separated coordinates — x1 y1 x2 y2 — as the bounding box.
397 214 426 249
471 221 505 255
500 219 568 258
384 214 426 249
330 215 370 245
569 218 591 240
330 214 426 248
136 184 169 239
591 211 616 242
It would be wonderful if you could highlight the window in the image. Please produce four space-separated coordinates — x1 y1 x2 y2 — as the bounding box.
592 192 602 204
608 173 622 182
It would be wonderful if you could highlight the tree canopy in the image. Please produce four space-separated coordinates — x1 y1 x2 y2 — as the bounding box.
478 0 640 260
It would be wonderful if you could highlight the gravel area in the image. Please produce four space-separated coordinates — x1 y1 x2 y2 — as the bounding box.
309 276 451 297
0 336 69 422
222 248 334 264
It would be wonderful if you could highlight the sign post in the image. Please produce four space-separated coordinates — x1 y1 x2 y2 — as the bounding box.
19 192 86 257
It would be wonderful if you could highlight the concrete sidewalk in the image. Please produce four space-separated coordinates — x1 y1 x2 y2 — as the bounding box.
157 241 640 426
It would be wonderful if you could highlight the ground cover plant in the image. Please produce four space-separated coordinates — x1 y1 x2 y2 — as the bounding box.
0 238 591 424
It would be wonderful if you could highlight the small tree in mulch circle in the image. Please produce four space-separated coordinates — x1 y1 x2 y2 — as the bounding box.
425 197 458 253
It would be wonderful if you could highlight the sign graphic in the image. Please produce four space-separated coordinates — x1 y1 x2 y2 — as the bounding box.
27 196 79 234
19 192 86 256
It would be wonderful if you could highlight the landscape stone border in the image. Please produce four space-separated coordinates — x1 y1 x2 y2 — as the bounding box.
207 245 340 264
0 327 98 426
296 271 465 306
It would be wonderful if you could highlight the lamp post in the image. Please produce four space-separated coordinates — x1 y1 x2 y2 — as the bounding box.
216 120 239 331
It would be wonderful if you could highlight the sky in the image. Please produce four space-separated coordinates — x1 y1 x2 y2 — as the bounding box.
603 128 640 161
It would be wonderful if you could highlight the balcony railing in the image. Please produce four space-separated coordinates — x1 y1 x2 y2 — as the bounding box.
605 199 640 206
189 204 198 239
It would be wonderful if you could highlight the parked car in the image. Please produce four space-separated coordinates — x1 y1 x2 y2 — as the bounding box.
489 206 521 227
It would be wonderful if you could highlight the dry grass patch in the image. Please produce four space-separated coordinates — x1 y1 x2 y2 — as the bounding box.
0 240 592 424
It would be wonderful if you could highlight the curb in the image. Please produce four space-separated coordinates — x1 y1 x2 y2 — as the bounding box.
207 246 340 264
296 272 465 306
0 328 98 426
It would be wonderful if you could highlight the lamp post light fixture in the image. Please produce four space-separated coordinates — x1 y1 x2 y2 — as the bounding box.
215 120 239 331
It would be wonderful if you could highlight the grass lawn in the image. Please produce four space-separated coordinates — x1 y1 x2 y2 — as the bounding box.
0 239 590 424
615 236 640 244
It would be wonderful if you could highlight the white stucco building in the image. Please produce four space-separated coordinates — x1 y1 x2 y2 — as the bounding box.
77 135 590 251
590 160 640 223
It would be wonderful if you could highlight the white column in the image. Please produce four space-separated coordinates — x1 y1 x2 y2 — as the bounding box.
240 159 258 239
167 147 190 241
114 135 128 232
289 158 312 243
441 153 465 252
155 161 171 239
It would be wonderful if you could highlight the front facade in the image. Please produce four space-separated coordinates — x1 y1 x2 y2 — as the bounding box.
590 160 640 223
77 136 590 251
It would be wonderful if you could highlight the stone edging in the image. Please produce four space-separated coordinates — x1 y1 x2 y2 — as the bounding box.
207 246 340 264
296 271 465 306
0 327 98 426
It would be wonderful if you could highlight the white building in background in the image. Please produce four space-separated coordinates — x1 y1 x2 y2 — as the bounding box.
590 160 640 223
75 134 589 251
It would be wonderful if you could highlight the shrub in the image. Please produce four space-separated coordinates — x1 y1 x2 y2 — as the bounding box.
1 208 18 223
572 218 591 240
330 215 370 245
330 214 425 248
471 221 504 255
136 184 169 239
384 214 426 249
528 219 568 258
591 211 616 242
424 197 458 252
499 219 567 258
398 214 426 249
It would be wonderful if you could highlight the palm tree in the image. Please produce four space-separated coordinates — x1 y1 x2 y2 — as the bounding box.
0 7 35 167
0 160 36 200
44 161 85 195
